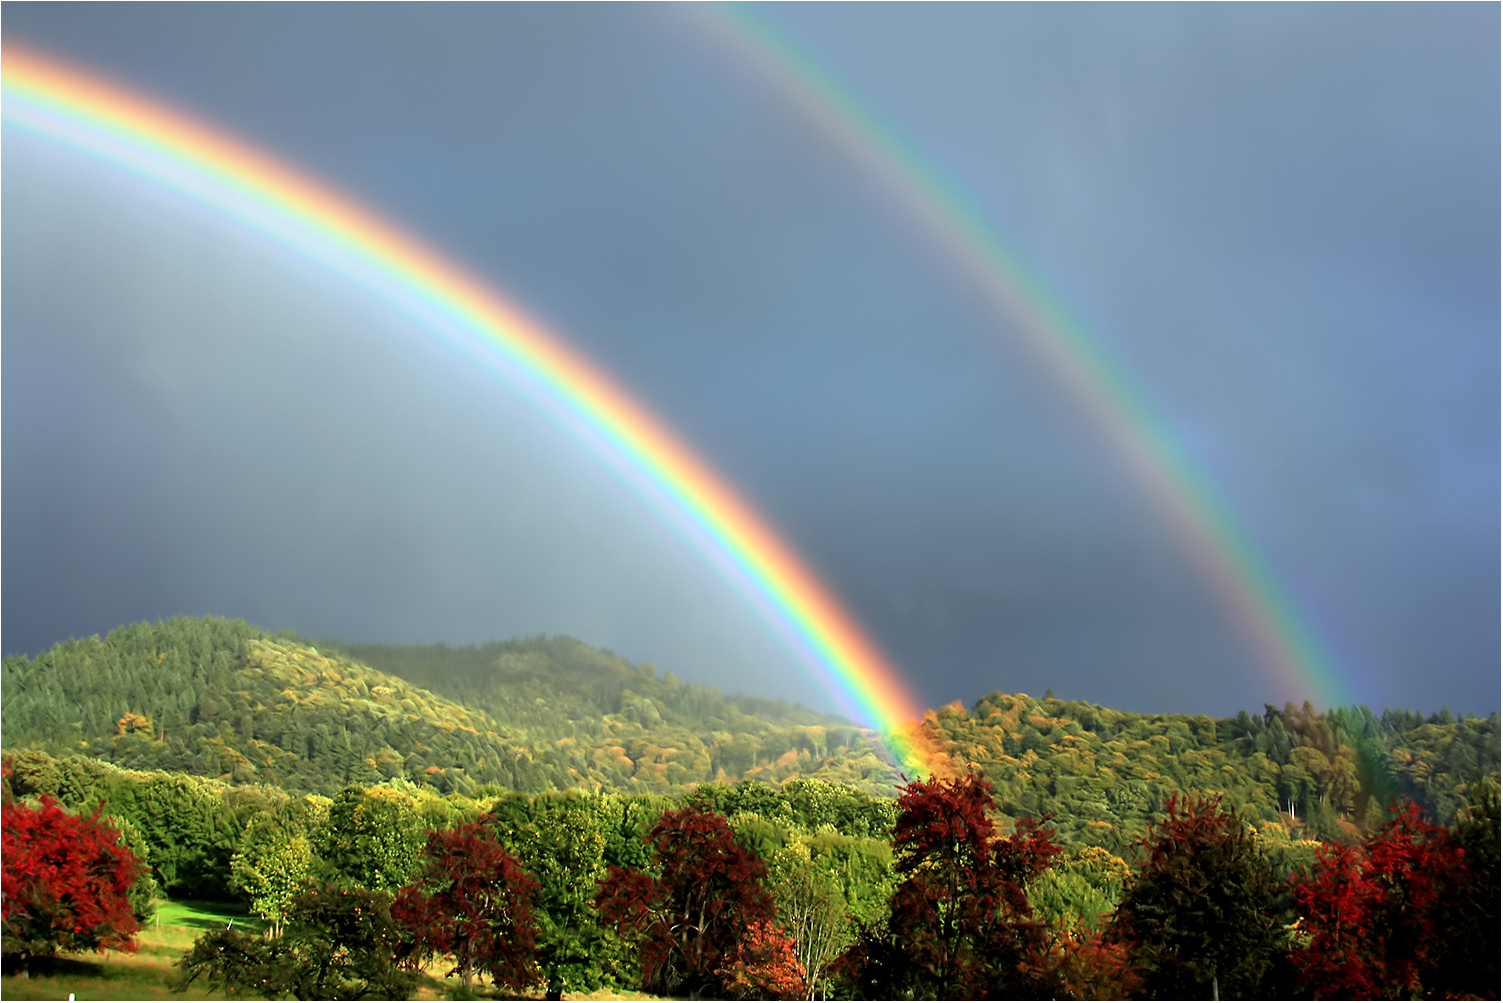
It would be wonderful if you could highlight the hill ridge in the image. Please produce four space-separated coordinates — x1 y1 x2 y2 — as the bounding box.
3 616 1496 845
1 616 903 797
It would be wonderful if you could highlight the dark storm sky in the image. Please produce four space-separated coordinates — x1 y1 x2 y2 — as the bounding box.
3 4 1497 721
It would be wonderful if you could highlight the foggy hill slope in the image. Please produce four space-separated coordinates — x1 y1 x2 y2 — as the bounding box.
1 616 903 797
317 633 904 795
320 634 846 741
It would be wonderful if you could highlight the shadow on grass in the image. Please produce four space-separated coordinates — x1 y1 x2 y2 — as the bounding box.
2 954 109 979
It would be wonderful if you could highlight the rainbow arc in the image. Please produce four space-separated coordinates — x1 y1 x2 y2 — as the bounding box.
705 6 1351 711
6 17 1356 784
2 45 953 777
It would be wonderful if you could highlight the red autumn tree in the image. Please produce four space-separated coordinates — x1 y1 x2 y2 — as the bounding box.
2 796 145 977
841 773 1061 999
1291 800 1470 999
392 820 540 993
595 805 780 998
1289 840 1381 999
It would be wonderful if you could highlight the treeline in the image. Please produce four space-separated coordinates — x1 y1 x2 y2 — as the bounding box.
0 751 897 901
4 756 1496 999
2 753 899 996
1 617 901 797
912 691 1498 849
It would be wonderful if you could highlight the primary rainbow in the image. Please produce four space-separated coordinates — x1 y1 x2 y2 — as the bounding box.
703 5 1352 710
2 45 953 776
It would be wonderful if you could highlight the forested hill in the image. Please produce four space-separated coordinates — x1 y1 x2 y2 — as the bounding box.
908 693 1498 850
0 617 901 797
3 616 1496 844
320 636 838 730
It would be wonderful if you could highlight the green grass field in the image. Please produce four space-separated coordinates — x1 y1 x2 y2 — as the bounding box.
0 900 264 1000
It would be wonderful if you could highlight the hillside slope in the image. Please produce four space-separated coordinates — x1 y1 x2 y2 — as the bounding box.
4 617 1494 840
1 617 902 796
319 636 897 789
906 691 1498 848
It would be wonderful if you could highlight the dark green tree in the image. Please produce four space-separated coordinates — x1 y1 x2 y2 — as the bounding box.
1109 792 1288 999
1434 778 1501 998
174 884 416 1000
491 796 614 999
101 771 237 898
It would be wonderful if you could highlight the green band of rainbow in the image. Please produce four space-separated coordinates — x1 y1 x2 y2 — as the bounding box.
2 45 951 776
705 5 1352 710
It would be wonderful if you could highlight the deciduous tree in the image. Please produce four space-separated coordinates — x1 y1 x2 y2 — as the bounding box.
490 797 611 1000
1109 792 1286 999
1030 845 1131 933
840 772 1061 999
231 818 313 938
392 820 539 993
1042 928 1143 1001
1291 798 1483 999
767 842 850 1000
595 805 780 998
1432 778 1501 998
319 785 424 892
715 918 808 1000
1 796 144 977
174 884 415 1000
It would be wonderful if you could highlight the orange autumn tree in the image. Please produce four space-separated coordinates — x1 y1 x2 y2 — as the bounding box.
716 919 808 1000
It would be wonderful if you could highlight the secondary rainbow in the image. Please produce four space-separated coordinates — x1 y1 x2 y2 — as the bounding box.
704 6 1352 710
2 45 953 775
